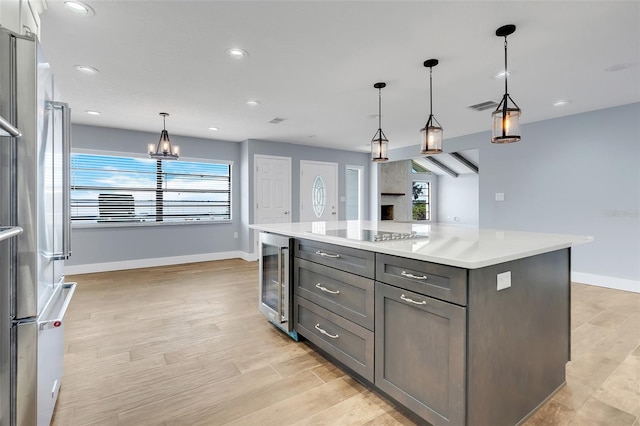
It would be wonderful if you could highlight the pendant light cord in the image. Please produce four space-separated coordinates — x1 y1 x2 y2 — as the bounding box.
378 88 382 131
429 66 433 116
504 36 509 96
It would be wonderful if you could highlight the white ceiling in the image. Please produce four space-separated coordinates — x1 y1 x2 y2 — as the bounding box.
39 1 640 154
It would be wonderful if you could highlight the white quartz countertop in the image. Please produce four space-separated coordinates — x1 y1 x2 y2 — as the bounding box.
249 221 593 269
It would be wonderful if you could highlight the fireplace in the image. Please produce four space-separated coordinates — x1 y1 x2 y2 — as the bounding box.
381 205 394 221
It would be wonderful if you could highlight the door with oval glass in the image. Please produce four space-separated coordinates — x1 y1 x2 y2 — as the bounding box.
300 160 338 222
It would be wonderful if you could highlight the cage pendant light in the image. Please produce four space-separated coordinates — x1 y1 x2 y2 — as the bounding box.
371 82 389 162
420 59 443 154
492 24 521 143
148 112 180 160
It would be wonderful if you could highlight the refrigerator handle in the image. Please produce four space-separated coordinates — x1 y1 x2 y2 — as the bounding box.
0 114 22 137
61 103 72 259
39 283 76 330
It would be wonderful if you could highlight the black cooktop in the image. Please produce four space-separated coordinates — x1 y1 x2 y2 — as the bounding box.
316 229 428 242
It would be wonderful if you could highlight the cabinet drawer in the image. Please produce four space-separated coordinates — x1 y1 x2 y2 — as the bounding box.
376 253 467 306
294 239 375 279
295 296 374 382
294 258 374 330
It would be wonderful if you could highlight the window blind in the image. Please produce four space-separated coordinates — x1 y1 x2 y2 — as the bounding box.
70 153 231 225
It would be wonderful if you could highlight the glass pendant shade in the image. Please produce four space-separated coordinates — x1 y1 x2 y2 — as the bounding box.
491 94 521 143
420 116 443 154
371 130 388 162
148 113 180 160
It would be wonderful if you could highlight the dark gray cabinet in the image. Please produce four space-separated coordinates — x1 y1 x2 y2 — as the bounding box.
375 282 466 426
293 238 375 278
287 237 570 426
376 253 467 306
294 258 374 330
293 239 375 381
295 295 374 381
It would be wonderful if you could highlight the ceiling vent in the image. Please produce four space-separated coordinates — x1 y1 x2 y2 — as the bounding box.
268 117 286 124
467 100 499 111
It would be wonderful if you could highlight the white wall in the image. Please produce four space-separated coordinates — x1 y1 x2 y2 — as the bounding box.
437 174 479 225
387 103 640 292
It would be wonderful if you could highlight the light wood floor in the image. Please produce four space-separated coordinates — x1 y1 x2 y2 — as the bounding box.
51 259 640 426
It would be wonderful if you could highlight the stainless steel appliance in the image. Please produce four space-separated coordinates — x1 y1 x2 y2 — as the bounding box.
258 232 297 340
0 28 76 426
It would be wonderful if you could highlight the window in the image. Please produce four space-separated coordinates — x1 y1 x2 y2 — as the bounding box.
412 181 430 221
70 152 231 225
345 165 363 220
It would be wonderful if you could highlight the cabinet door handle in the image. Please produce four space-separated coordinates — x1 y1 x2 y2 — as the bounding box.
315 250 341 259
315 283 340 295
401 294 427 305
401 271 428 280
314 323 339 339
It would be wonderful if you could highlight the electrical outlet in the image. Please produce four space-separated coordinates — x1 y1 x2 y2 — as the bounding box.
495 192 505 201
233 232 238 239
497 271 511 291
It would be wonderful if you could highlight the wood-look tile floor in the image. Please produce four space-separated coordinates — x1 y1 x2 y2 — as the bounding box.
52 259 640 426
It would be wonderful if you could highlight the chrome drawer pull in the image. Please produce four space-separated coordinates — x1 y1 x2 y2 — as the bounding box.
401 270 428 280
315 323 339 339
315 250 341 259
315 283 340 295
401 294 427 305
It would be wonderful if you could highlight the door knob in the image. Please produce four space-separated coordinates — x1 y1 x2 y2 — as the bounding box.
284 211 289 215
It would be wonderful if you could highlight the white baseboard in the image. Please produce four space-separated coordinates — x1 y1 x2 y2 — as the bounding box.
239 251 259 262
64 251 256 275
572 272 640 293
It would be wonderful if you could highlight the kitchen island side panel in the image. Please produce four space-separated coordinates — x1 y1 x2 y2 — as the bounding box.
467 248 570 426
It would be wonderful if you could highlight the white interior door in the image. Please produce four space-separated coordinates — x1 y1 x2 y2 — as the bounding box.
300 160 338 222
255 155 292 225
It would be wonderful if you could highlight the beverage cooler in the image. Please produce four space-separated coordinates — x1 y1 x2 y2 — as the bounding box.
258 232 297 340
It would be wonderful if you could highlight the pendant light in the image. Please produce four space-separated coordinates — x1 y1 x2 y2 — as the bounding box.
492 24 521 143
148 112 180 160
420 59 443 154
371 82 389 162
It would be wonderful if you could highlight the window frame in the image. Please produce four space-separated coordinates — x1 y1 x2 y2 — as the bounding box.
411 180 431 221
70 148 233 228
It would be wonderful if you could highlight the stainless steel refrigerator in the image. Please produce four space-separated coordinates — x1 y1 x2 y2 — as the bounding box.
0 28 76 426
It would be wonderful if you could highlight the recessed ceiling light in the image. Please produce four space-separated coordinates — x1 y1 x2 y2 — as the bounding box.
74 65 99 74
63 1 94 15
246 100 260 106
85 110 100 115
494 70 512 79
552 99 570 107
208 127 219 131
227 48 248 59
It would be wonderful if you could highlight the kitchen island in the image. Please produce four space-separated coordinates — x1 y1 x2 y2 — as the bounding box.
250 221 591 426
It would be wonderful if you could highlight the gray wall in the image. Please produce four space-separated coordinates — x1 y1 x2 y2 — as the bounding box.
388 103 640 282
67 124 243 267
69 128 372 265
437 174 479 225
242 139 371 253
